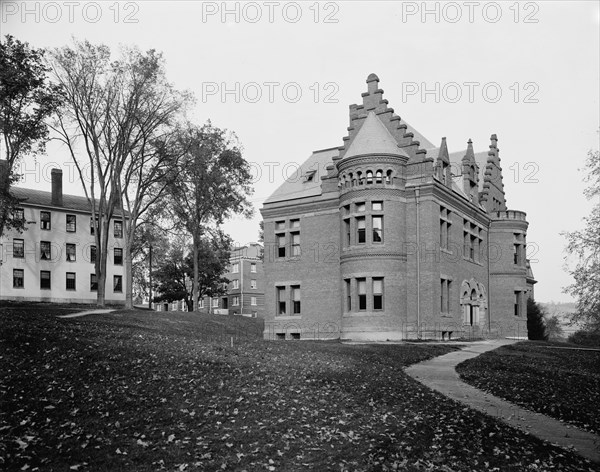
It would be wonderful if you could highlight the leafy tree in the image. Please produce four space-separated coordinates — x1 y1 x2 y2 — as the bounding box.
50 39 187 307
0 35 62 238
527 298 548 341
153 231 232 311
165 121 253 309
563 145 600 331
544 314 564 341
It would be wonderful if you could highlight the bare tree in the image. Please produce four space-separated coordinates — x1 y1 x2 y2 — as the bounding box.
49 39 187 306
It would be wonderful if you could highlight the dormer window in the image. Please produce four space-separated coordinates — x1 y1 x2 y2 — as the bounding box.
304 170 317 183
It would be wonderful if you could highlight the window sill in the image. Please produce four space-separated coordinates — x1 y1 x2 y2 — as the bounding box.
275 315 301 320
463 257 483 266
13 286 24 289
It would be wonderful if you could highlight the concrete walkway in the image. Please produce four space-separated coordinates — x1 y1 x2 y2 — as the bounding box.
405 339 600 464
58 309 115 319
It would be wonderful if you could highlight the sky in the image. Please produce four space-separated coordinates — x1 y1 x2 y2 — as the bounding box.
2 0 599 303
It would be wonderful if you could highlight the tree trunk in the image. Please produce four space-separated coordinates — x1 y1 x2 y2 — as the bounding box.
193 232 199 314
124 241 133 309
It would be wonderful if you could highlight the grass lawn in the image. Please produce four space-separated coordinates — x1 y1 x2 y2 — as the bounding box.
1 306 599 472
456 341 600 435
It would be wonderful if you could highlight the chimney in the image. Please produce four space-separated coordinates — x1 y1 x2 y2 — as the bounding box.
51 168 63 206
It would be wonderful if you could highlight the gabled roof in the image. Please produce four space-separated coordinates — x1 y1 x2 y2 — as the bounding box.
263 147 339 204
10 187 128 216
344 112 409 159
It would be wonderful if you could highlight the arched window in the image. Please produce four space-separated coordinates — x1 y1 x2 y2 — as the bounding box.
385 169 393 184
366 170 373 184
357 171 364 185
375 170 383 184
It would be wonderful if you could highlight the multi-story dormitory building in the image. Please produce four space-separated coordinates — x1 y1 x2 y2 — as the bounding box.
260 74 536 341
154 242 265 318
0 162 128 304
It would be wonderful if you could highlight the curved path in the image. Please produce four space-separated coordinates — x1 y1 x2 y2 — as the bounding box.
405 339 600 464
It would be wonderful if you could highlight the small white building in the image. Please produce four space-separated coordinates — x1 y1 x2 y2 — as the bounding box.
0 165 128 305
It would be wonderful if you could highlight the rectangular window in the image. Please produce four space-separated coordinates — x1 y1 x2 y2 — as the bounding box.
251 296 257 306
222 297 229 309
66 272 76 291
250 279 257 289
464 231 471 259
199 299 205 309
114 275 123 293
114 220 123 238
372 201 383 211
291 232 300 256
440 279 447 313
514 291 521 316
250 263 257 273
232 263 239 273
40 241 51 260
440 220 445 248
232 296 239 306
13 269 24 288
90 245 97 264
290 219 300 228
275 221 285 230
373 278 383 310
356 217 366 244
40 211 51 230
90 274 98 291
66 243 76 262
66 214 76 232
232 279 239 289
356 202 366 212
357 278 367 310
90 217 97 235
513 244 520 265
212 298 219 308
292 285 301 314
277 234 286 258
372 216 383 243
15 208 24 221
277 286 286 315
345 279 351 312
470 235 476 260
114 247 123 265
447 280 452 313
40 270 51 290
13 239 24 258
344 219 351 246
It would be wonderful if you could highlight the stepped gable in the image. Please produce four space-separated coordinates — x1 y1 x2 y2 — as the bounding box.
479 134 507 211
326 73 434 176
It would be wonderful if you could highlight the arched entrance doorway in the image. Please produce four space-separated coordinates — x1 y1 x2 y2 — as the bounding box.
460 279 487 329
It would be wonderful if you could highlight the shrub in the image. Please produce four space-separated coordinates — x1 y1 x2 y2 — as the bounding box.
527 298 548 341
567 330 600 347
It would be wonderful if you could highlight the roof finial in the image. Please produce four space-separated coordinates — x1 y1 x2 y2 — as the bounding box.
366 73 380 94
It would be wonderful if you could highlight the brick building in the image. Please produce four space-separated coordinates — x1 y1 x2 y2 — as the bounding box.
199 243 264 317
0 165 128 304
260 74 535 341
155 242 265 318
